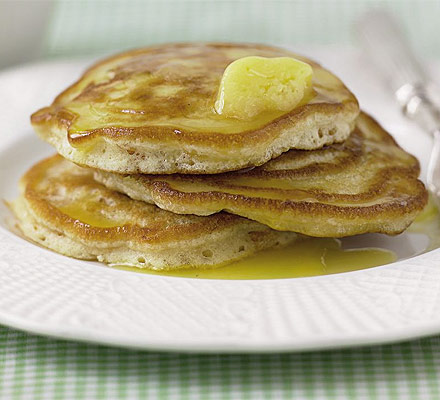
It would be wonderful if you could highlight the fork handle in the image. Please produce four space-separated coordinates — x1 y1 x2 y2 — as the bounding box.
357 11 440 134
357 10 427 97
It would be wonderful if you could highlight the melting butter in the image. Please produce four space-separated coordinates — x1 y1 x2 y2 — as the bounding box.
114 238 396 280
215 56 313 120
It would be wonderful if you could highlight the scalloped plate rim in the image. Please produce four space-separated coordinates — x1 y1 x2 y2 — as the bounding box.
1 48 440 353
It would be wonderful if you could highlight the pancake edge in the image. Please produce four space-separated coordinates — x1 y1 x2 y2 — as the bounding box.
94 113 428 237
10 156 299 270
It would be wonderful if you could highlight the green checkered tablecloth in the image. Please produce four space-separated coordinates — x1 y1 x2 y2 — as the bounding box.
2 0 440 398
1 326 440 399
43 0 440 59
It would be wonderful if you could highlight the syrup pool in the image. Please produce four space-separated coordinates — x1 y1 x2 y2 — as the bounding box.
114 198 439 280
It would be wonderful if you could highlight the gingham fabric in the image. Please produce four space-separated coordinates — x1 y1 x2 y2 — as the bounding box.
2 0 440 398
44 0 440 59
1 326 440 399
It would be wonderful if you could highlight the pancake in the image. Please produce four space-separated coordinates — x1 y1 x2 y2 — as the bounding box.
94 112 428 237
10 155 298 270
31 42 359 174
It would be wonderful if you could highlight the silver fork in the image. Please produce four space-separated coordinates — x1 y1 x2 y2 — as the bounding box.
357 10 440 202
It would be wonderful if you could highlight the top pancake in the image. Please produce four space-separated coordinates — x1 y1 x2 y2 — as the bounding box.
94 112 428 237
31 42 359 174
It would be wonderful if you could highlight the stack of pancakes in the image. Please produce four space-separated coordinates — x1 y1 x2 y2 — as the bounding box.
11 43 428 270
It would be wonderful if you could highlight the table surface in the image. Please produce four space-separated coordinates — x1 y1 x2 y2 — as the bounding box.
3 1 440 398
44 0 440 60
1 326 440 399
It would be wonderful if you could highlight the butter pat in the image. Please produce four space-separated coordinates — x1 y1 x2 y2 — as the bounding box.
215 56 313 119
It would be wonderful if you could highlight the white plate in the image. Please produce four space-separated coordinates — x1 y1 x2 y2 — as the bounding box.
1 47 440 353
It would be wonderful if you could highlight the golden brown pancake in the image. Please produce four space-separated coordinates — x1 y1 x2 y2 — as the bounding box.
10 155 298 270
31 42 359 174
95 112 428 237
